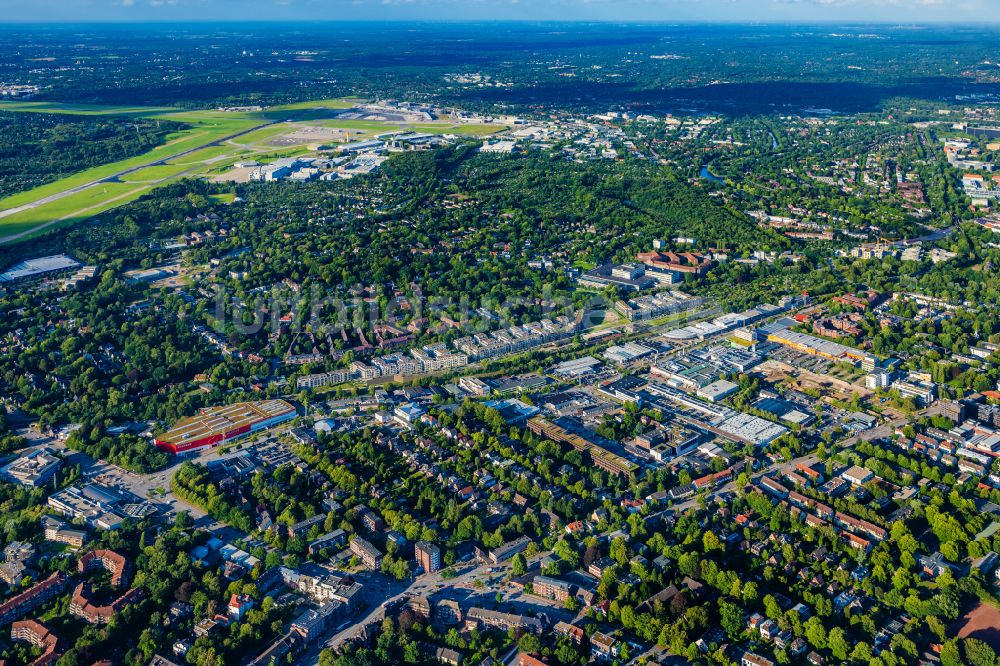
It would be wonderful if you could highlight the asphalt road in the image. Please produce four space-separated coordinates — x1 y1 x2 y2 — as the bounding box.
298 548 577 665
296 560 487 665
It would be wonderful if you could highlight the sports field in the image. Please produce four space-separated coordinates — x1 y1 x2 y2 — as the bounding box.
952 601 1000 654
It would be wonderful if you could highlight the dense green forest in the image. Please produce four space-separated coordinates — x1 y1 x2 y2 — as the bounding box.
2 24 1000 113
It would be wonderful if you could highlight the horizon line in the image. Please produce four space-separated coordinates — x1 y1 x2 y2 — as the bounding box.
0 19 998 26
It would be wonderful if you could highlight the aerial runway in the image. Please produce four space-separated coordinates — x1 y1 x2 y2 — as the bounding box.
0 118 280 230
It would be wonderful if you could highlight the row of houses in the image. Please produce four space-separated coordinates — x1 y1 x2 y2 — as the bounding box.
349 344 469 382
452 317 577 362
296 312 579 391
758 476 887 553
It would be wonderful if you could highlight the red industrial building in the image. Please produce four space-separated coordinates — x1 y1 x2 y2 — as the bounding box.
154 399 296 454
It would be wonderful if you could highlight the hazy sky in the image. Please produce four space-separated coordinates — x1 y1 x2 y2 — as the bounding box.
0 0 991 23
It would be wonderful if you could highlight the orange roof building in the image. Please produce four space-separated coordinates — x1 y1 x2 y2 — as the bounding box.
69 583 144 625
11 619 62 666
78 549 132 589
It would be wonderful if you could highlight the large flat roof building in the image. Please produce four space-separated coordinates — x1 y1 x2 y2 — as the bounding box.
614 291 704 322
766 329 875 366
0 255 80 284
578 263 657 292
552 356 603 378
697 379 739 403
47 483 155 530
1 448 62 487
154 399 296 454
642 382 788 448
